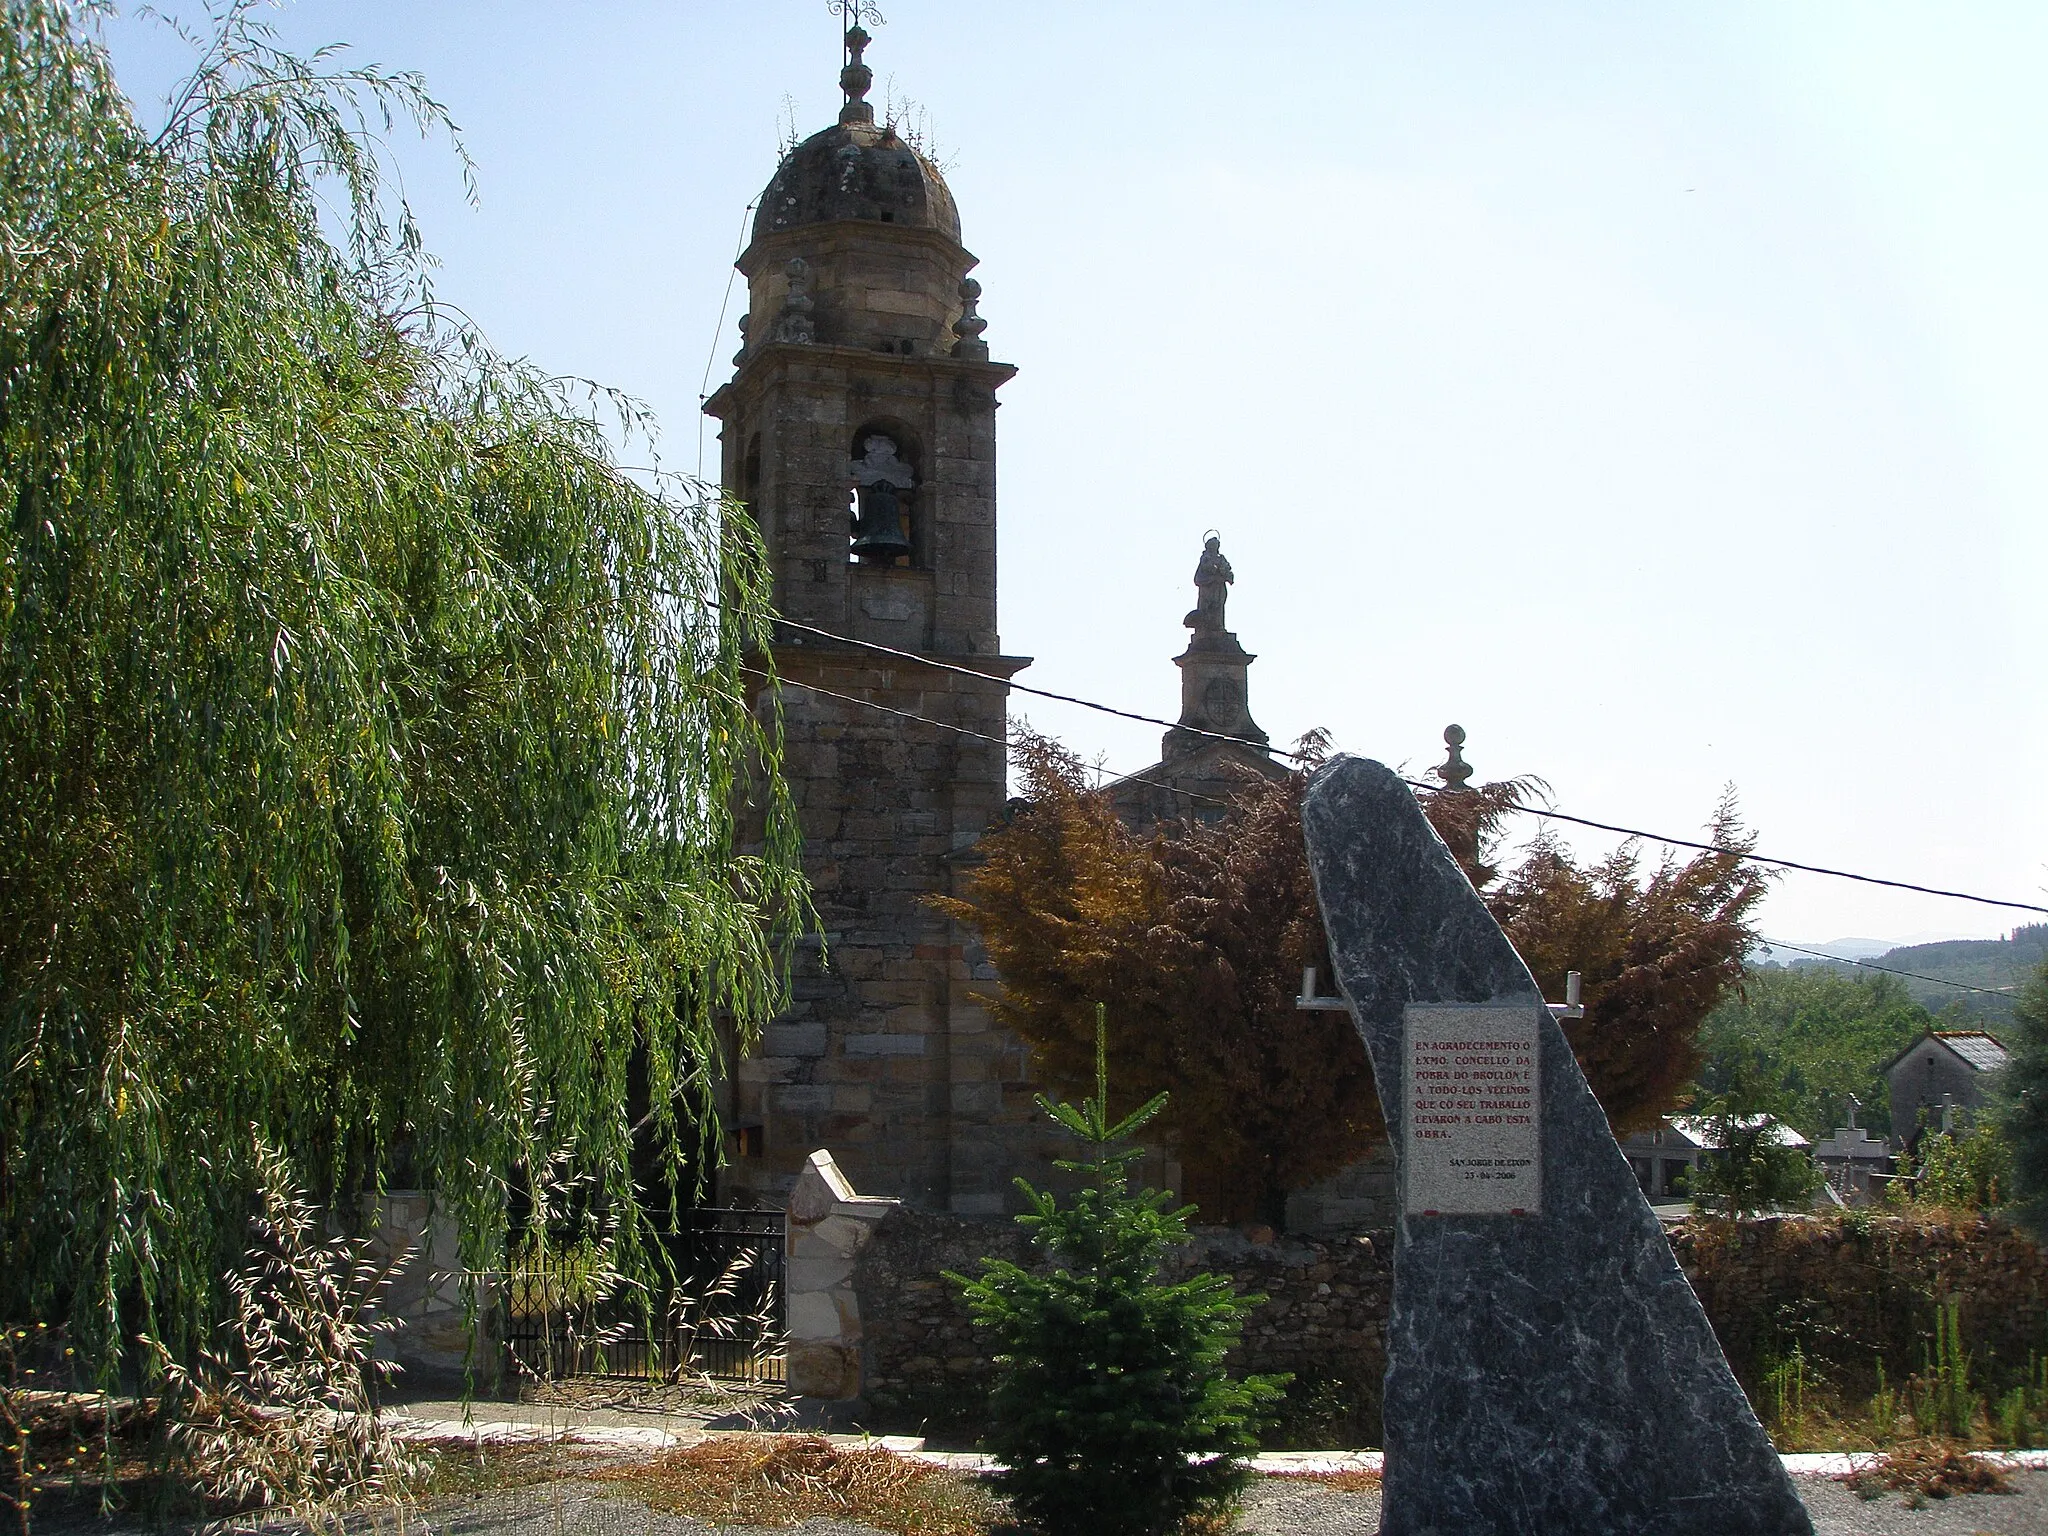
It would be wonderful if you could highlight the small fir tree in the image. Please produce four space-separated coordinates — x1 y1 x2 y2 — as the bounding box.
951 1008 1287 1536
1686 1055 1821 1216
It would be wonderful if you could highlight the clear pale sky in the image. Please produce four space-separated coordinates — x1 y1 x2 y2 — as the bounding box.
103 2 2047 949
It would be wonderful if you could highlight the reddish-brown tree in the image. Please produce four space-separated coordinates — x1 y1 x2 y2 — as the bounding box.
935 732 1378 1223
944 731 1767 1220
1470 802 1768 1135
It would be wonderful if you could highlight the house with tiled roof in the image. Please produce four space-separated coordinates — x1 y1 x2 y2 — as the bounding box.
1883 1029 2010 1151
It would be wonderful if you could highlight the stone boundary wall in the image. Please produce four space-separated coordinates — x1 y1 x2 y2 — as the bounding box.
852 1207 1392 1439
1671 1213 2048 1392
848 1209 2048 1436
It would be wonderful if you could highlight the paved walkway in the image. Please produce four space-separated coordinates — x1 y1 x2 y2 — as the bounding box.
387 1401 2048 1479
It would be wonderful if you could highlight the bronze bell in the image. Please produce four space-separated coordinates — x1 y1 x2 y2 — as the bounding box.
850 480 912 563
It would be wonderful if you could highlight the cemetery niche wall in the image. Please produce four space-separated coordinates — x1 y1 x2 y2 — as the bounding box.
1300 756 1811 1536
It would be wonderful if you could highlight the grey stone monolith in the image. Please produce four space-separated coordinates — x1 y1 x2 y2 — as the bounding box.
1301 757 1810 1536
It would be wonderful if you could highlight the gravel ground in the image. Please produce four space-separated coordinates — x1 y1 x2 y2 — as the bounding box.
389 1469 2048 1536
35 1463 2048 1535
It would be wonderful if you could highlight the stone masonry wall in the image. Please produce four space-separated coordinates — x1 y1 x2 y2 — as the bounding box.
848 1208 2048 1441
1670 1212 2048 1393
852 1207 1391 1441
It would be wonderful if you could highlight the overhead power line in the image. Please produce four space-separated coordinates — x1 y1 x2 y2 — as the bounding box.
770 674 1237 810
1760 938 2018 997
1392 786 2048 918
698 598 2048 918
765 612 1312 763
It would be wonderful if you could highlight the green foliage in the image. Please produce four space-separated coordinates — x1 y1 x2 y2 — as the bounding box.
1997 958 2048 1235
0 1 808 1377
1686 1057 1821 1216
1910 1297 1980 1440
1903 1126 2012 1213
1868 1358 1899 1442
950 1009 1287 1536
1698 968 1934 1140
1761 1345 1808 1444
1866 925 2046 1027
1993 1356 2048 1449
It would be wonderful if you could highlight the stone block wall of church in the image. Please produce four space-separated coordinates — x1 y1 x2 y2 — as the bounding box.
723 646 1064 1216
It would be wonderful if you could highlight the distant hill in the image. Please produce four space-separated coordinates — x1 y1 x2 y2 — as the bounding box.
1779 924 2045 1029
1755 937 1895 966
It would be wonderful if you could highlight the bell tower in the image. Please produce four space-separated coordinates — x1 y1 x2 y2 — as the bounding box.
705 27 1034 1212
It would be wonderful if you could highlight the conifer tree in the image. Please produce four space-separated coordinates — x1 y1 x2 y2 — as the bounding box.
951 1008 1286 1536
1996 959 2048 1233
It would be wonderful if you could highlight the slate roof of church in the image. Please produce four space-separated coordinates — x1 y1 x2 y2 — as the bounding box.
1930 1030 2010 1073
1879 1028 2010 1076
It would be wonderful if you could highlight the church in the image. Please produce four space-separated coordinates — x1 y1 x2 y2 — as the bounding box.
704 26 1385 1227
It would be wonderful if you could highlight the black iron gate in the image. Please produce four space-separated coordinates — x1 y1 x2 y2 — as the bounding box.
501 1208 786 1384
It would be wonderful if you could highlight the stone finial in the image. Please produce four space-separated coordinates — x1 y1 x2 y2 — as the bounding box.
1844 1093 1860 1130
951 277 989 360
773 257 816 345
732 312 750 368
1437 724 1474 792
839 24 875 126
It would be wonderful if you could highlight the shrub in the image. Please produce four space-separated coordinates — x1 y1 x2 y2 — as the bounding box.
1909 1126 2012 1212
951 1009 1286 1535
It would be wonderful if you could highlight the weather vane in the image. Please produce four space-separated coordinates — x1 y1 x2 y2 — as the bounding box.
833 0 886 42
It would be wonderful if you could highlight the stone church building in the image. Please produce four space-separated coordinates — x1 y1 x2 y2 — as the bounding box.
706 30 1390 1229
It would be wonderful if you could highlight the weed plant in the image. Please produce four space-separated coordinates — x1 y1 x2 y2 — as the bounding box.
139 1143 416 1526
1909 1297 1979 1441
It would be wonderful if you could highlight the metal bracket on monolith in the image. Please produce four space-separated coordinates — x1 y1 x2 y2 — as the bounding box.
1301 757 1810 1536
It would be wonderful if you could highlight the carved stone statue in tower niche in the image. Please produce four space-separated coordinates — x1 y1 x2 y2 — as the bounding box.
773 257 816 345
848 433 915 563
1184 535 1233 632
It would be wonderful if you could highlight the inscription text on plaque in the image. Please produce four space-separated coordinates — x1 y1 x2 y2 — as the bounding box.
1403 1004 1541 1216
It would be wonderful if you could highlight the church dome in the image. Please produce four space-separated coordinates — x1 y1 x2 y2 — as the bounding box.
753 121 960 244
752 27 961 246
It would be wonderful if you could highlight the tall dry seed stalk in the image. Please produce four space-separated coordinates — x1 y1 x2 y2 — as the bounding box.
143 1144 415 1522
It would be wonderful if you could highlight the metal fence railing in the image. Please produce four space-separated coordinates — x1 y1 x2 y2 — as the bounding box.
501 1208 786 1385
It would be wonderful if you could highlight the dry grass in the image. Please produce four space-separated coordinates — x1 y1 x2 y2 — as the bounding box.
1839 1441 2017 1507
594 1434 1000 1536
406 1437 612 1499
1270 1466 1382 1493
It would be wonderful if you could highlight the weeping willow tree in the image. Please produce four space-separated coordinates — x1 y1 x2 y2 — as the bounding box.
0 0 809 1375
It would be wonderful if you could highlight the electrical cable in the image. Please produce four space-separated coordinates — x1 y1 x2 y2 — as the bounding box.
764 611 1317 762
781 669 2031 993
1758 939 2017 997
695 200 758 478
1419 793 2047 918
692 595 2048 917
770 674 1240 810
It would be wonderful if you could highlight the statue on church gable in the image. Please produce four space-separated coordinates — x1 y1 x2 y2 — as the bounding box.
849 432 916 563
1184 534 1233 633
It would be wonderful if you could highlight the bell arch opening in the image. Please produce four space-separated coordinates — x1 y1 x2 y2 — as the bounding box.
846 421 921 567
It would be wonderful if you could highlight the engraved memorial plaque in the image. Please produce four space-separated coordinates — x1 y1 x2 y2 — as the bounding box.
1403 1004 1541 1216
